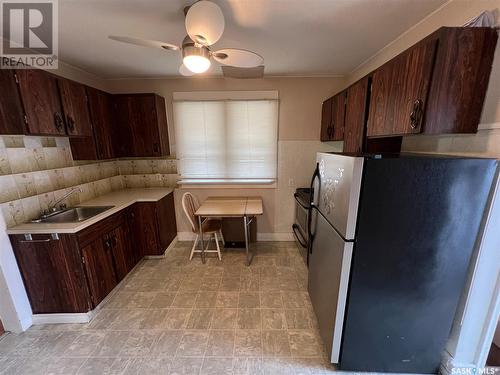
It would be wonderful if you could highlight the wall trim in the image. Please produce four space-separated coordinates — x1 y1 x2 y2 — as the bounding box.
478 122 500 131
32 312 91 325
177 232 294 242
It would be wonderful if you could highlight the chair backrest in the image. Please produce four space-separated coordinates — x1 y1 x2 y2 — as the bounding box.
181 192 199 233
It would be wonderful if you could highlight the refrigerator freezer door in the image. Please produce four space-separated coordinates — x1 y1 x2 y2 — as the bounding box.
308 206 353 363
314 153 364 240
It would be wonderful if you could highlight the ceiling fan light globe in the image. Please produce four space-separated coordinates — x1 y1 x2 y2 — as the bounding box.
183 55 211 73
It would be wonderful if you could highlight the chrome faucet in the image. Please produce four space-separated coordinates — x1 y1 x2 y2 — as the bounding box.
44 187 82 216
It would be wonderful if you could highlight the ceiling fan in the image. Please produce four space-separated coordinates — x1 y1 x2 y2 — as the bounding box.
108 0 264 77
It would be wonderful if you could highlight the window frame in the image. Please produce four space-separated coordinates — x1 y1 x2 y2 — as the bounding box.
173 91 279 187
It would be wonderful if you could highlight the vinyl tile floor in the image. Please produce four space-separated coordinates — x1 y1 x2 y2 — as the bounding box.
0 241 337 374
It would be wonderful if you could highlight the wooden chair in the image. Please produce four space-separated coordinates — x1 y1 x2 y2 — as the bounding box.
181 192 224 261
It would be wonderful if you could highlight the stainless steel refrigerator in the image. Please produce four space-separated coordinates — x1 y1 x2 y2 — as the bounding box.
307 152 498 373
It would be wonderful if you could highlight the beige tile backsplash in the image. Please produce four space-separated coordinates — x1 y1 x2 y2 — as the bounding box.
0 135 179 227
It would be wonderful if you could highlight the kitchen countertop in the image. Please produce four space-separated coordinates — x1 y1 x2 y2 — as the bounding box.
6 188 174 235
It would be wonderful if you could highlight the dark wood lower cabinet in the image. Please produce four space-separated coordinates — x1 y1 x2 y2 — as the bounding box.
10 234 91 313
9 192 177 313
130 193 176 257
81 237 117 308
109 224 135 282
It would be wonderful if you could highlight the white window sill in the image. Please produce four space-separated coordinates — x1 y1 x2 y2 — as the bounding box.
178 179 277 189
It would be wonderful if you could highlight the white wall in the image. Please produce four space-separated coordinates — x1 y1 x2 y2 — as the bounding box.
105 77 346 238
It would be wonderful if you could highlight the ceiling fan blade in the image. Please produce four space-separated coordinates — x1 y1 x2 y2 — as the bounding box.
222 65 264 79
179 63 195 76
185 0 225 46
108 35 179 51
213 48 264 68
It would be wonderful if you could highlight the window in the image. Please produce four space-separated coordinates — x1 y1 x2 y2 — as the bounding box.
174 91 278 184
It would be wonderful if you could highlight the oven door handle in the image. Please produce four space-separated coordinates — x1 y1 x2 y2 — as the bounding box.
308 163 320 254
292 224 307 248
294 193 310 210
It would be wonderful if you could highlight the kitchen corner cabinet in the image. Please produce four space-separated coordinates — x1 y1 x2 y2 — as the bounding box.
320 91 346 142
57 78 93 137
112 94 170 157
15 70 67 136
0 69 25 134
69 88 116 160
10 192 177 313
129 192 177 257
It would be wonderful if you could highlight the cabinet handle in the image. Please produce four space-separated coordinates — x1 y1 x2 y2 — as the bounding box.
410 99 423 129
111 236 118 247
153 143 160 154
67 116 76 133
54 112 64 132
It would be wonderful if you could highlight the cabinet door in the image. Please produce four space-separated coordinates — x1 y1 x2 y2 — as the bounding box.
129 95 162 157
132 202 161 257
367 38 437 137
111 96 133 157
58 78 92 136
0 70 25 134
331 92 346 141
320 97 333 141
109 224 135 281
343 77 369 153
15 70 66 135
10 234 91 313
81 236 117 307
69 88 115 160
157 192 177 251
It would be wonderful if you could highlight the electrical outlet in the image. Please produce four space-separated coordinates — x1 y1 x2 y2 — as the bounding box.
288 178 295 187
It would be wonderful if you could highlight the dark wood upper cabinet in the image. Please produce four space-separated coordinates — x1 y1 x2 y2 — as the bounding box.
15 70 66 136
57 78 93 137
320 97 333 141
81 237 117 308
343 77 370 153
69 88 115 160
10 234 91 313
367 27 497 138
367 37 438 137
112 93 170 157
0 70 25 134
320 92 346 141
423 27 498 134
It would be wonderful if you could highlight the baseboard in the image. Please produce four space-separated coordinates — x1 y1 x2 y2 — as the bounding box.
177 232 294 242
144 236 178 259
32 313 91 325
257 232 294 241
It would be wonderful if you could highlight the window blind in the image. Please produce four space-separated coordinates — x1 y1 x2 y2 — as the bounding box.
174 98 278 182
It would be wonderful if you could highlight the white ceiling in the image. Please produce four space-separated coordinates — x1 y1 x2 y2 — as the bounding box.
58 0 447 79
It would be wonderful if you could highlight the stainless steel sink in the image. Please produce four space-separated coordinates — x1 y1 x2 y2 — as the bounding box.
31 206 114 223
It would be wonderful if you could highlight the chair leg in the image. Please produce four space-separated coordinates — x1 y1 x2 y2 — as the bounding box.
190 235 199 260
219 229 225 246
214 232 222 261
